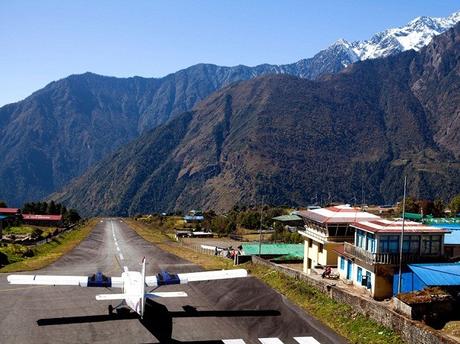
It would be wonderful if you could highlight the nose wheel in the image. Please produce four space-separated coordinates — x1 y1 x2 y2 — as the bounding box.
108 305 114 315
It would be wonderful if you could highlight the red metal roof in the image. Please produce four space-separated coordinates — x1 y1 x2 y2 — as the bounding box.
297 205 380 224
22 214 63 221
0 208 20 214
352 219 448 234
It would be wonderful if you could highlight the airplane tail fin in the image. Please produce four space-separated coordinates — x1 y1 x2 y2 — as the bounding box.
140 257 146 318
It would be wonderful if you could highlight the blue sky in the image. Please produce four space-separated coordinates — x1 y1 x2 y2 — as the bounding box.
0 0 459 106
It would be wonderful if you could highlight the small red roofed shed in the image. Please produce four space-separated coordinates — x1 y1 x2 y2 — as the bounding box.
22 214 63 226
0 208 21 216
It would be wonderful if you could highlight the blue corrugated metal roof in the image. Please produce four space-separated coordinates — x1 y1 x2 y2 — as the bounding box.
408 263 460 286
0 215 7 220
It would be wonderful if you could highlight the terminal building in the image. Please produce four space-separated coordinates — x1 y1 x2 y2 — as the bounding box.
335 219 449 299
297 205 379 274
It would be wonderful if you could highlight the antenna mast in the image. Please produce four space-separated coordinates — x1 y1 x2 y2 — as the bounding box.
397 176 407 295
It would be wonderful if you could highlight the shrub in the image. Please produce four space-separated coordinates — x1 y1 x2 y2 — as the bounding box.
31 228 43 240
22 248 35 258
0 251 8 266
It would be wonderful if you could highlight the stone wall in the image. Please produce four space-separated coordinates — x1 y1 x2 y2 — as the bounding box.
251 256 458 344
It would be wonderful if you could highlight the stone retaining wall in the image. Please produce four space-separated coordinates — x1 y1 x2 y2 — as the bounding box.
251 256 457 344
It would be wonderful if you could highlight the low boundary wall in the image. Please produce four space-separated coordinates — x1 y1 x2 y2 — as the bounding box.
251 256 457 344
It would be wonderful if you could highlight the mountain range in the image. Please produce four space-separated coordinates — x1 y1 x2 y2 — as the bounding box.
0 11 459 208
52 22 460 215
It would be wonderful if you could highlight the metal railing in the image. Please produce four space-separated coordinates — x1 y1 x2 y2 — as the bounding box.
301 226 353 243
343 242 444 265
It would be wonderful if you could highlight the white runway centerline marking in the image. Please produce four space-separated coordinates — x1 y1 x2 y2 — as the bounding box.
294 337 321 344
223 340 246 344
259 339 284 344
111 220 128 271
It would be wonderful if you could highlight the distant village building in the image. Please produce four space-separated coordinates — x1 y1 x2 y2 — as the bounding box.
22 214 63 227
297 205 380 274
0 215 6 239
0 208 21 217
272 214 303 231
0 208 22 231
335 219 449 300
184 210 204 223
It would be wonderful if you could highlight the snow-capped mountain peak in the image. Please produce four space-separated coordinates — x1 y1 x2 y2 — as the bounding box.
350 10 460 60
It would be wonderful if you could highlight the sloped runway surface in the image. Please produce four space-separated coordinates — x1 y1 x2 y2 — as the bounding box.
0 219 346 344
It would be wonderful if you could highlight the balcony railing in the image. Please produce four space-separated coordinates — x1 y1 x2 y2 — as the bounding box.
301 226 354 244
300 227 327 243
343 242 444 265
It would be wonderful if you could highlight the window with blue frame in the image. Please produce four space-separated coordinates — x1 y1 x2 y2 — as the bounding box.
356 230 366 248
340 256 345 270
357 267 362 283
366 271 372 289
379 235 399 253
403 235 420 254
366 233 376 253
421 235 441 255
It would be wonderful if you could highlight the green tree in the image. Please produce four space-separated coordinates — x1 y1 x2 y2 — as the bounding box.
37 202 45 214
397 197 419 215
433 199 446 217
0 200 7 208
64 209 81 224
238 211 260 230
210 215 231 234
417 200 434 216
47 200 57 215
450 195 460 217
225 220 237 233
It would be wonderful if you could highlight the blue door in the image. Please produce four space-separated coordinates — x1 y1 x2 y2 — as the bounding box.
346 260 352 279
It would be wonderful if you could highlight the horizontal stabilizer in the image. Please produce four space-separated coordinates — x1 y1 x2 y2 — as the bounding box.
145 291 188 299
95 293 137 301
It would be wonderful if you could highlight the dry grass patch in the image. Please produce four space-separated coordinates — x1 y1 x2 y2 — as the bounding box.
0 219 97 272
125 218 233 270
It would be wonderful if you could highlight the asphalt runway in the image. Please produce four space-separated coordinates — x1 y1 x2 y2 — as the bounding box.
0 219 347 344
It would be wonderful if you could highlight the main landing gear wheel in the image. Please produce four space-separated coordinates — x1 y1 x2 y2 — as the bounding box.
108 305 114 315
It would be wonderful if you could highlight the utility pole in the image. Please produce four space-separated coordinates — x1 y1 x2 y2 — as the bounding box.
397 176 407 295
258 196 265 256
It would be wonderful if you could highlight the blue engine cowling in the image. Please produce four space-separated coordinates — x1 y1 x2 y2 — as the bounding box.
87 272 112 287
156 271 180 286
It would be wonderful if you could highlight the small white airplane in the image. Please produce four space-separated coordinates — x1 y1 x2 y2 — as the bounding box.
7 258 247 318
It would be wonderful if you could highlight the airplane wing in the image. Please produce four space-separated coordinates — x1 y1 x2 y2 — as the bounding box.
7 273 124 288
145 268 247 287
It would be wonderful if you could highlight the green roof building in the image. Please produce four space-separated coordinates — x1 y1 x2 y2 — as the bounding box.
241 243 304 261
